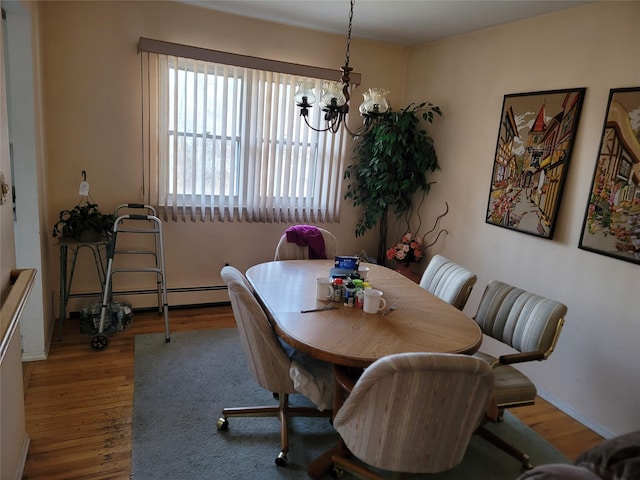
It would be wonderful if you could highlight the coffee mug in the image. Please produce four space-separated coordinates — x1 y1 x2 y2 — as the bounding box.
358 265 370 281
316 277 335 301
363 288 387 314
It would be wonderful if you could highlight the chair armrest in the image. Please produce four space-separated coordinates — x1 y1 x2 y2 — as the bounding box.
498 351 545 365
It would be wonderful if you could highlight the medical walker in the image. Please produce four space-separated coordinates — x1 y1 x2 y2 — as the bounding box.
92 204 170 350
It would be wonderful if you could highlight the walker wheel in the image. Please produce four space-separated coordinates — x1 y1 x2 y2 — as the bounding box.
90 334 109 350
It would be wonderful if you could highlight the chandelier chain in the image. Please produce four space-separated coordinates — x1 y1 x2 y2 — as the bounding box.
344 0 354 69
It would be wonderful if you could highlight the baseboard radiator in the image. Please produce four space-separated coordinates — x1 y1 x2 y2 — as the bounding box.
63 284 229 314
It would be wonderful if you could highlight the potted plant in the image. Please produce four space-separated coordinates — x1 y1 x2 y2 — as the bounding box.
344 102 442 263
52 203 114 241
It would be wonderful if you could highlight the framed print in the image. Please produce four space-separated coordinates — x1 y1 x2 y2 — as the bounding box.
578 87 640 265
486 88 586 239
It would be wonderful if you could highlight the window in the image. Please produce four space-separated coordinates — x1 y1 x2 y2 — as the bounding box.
162 59 243 204
141 39 354 223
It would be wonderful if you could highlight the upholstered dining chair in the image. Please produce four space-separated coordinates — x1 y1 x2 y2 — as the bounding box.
331 352 495 479
419 254 478 310
218 266 332 466
274 226 337 260
473 280 567 470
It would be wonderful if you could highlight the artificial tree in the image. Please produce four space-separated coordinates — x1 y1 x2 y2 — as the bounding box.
344 102 442 264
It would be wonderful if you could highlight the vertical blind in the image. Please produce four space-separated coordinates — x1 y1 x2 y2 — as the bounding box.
140 39 355 223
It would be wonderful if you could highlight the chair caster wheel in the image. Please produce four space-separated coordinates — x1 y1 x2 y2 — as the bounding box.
520 453 533 471
331 466 345 479
521 461 533 471
90 334 109 350
216 417 229 431
275 451 287 466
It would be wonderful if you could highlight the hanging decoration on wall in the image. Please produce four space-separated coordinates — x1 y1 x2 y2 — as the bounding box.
578 87 640 265
485 88 586 239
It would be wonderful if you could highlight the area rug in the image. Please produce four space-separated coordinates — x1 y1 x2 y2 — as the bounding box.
132 329 570 479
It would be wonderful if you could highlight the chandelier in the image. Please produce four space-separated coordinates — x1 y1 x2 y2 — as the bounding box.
294 0 390 134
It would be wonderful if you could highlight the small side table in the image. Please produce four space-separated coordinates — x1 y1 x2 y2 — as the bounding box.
58 237 110 340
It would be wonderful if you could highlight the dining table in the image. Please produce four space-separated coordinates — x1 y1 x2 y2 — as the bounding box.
246 259 485 479
246 259 483 368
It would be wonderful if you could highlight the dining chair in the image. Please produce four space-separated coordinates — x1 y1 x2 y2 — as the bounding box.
473 280 567 469
331 352 494 479
274 225 337 260
218 266 332 466
419 254 478 310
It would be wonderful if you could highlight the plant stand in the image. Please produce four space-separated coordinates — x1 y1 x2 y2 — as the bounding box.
58 236 110 340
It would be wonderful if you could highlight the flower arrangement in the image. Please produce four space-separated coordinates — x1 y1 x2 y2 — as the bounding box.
385 203 450 267
386 232 424 264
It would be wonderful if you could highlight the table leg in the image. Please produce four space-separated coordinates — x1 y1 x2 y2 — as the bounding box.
58 244 68 340
90 244 106 286
307 365 355 479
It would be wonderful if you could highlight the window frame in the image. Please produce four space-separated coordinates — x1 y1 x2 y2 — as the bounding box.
139 37 360 222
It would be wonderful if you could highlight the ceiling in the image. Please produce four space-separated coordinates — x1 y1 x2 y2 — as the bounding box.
180 0 596 47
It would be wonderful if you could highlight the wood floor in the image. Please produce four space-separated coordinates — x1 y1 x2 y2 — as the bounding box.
21 305 603 480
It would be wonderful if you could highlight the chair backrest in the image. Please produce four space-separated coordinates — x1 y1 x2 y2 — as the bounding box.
274 227 337 260
419 254 478 310
474 280 567 356
220 266 296 394
332 352 494 474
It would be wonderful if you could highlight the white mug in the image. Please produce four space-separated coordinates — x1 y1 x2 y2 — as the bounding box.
363 288 387 314
358 265 370 281
316 277 335 301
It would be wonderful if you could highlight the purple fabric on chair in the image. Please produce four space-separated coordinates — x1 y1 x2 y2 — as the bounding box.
285 225 326 259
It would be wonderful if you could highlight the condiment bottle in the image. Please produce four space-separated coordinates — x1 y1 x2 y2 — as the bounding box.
343 280 356 307
355 289 364 309
332 278 343 302
353 279 364 309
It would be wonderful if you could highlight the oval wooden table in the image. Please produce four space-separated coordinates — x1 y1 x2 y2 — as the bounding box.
246 260 483 368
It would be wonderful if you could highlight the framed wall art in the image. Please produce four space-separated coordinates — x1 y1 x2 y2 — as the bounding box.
578 87 640 265
486 88 586 239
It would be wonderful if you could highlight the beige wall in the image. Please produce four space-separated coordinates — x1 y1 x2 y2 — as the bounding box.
39 1 407 310
403 1 640 436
